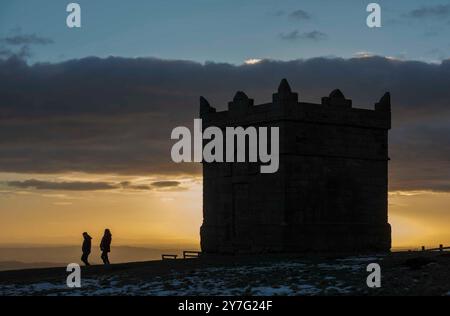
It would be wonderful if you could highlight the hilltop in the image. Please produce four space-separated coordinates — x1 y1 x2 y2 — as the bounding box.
0 251 449 296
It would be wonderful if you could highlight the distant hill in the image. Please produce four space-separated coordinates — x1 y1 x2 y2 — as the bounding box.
0 245 200 271
0 261 66 272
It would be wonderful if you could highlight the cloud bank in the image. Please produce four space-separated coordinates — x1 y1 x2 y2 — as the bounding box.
0 32 54 59
0 55 449 192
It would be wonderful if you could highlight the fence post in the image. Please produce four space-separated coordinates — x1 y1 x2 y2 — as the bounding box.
421 246 425 251
439 244 443 252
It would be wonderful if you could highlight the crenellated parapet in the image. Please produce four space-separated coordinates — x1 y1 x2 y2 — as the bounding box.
199 79 391 130
199 96 216 116
321 89 352 108
228 91 254 115
375 92 391 112
272 78 298 105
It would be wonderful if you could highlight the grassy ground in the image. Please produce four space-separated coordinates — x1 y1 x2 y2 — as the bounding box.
0 251 448 296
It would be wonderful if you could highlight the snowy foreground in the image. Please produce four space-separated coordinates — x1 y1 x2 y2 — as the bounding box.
0 253 449 296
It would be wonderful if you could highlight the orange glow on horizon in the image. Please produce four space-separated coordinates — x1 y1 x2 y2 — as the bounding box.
0 172 449 251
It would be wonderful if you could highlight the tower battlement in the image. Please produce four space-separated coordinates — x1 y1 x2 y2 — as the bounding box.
200 79 391 130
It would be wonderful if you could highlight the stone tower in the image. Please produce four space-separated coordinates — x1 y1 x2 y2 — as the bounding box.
200 79 391 253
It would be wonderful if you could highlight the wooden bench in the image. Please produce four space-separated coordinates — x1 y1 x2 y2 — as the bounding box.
161 254 177 260
183 251 202 259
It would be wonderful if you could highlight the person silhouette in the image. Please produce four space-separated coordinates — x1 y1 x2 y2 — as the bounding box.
100 229 112 265
81 232 92 266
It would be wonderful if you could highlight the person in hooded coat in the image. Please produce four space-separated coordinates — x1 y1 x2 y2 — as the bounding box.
100 229 112 265
81 232 92 266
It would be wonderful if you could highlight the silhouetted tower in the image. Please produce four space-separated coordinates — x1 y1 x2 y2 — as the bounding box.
200 79 391 253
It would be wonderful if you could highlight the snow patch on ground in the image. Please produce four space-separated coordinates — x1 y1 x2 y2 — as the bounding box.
0 255 383 296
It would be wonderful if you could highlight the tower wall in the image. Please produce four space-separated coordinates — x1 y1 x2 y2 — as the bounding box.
200 80 391 253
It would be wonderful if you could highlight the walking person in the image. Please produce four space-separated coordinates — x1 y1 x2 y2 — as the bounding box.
100 229 112 265
81 232 92 266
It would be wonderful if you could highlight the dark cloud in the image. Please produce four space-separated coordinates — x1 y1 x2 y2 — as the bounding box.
299 30 327 41
279 30 300 41
273 9 311 20
151 181 181 188
0 33 52 60
128 185 152 190
6 179 117 191
280 30 327 41
289 9 311 21
0 55 450 192
0 48 12 57
405 4 450 19
5 179 155 191
0 30 53 59
120 181 151 190
0 46 30 59
0 34 54 46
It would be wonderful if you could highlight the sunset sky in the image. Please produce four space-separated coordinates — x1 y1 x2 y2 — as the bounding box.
0 0 449 252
